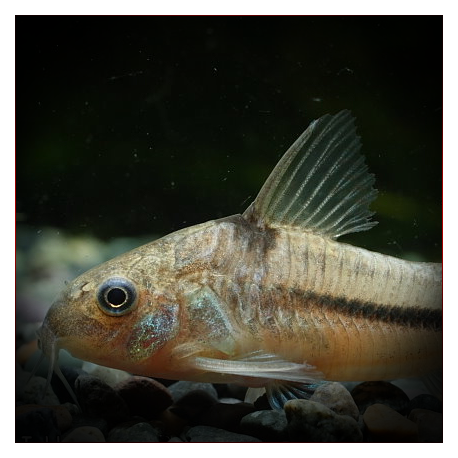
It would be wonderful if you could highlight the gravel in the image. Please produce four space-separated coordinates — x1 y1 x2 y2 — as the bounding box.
15 358 443 442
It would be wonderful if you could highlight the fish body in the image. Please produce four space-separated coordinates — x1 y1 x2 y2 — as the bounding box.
37 110 442 408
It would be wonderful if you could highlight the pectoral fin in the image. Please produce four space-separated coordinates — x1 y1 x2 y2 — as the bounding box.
191 350 323 383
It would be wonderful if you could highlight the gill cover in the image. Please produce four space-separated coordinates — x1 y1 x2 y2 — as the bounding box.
127 303 180 361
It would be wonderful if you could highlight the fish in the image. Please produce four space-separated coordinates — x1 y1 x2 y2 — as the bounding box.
35 109 442 409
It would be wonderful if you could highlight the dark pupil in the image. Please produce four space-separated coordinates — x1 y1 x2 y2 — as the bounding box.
107 287 127 306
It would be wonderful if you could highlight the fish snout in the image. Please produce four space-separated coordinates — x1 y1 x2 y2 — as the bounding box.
36 319 58 360
36 289 77 360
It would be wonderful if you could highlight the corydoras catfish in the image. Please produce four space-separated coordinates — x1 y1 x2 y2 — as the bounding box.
36 110 442 409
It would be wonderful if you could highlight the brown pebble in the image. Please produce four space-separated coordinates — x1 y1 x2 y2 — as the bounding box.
115 376 173 419
159 408 188 436
197 402 257 432
16 404 73 432
169 390 217 421
408 408 443 442
75 375 129 424
351 381 410 414
285 399 363 442
63 426 105 442
310 382 360 420
363 403 418 442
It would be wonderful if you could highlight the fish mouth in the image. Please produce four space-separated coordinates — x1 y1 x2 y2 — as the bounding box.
35 320 80 407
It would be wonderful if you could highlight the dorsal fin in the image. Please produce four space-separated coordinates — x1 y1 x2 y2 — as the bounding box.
243 110 378 239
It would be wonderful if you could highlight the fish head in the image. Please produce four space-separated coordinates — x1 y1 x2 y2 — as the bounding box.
37 236 184 378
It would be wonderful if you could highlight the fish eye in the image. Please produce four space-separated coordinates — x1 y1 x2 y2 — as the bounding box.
97 277 138 316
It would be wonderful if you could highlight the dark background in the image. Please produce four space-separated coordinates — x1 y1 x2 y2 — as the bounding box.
16 16 442 261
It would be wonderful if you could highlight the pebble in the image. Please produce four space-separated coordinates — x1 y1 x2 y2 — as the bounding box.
168 436 184 442
159 408 189 436
82 361 131 387
16 404 72 432
184 425 261 442
240 409 288 441
351 381 410 414
391 378 432 399
363 403 418 442
50 365 87 404
74 375 129 424
70 414 109 435
197 401 256 432
408 408 443 442
407 393 442 414
62 426 105 442
214 383 248 401
253 393 271 410
17 374 61 406
219 397 243 404
16 405 60 442
167 381 219 403
115 376 173 419
16 351 83 406
62 402 80 417
244 387 266 404
310 381 360 420
169 389 217 422
107 422 160 442
285 399 363 442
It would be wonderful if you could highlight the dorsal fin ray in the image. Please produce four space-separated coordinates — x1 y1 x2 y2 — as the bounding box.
243 110 378 239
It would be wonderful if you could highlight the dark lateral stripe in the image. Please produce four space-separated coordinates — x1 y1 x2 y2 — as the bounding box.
301 290 442 331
